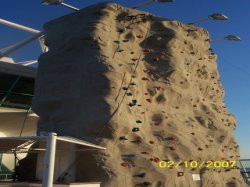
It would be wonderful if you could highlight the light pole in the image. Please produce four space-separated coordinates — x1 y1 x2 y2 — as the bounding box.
42 0 79 11
187 13 228 25
210 35 241 42
132 0 175 9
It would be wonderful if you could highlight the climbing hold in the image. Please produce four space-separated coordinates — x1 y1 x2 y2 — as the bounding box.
131 137 142 143
141 152 148 154
128 103 135 107
141 112 145 115
143 182 152 186
136 120 142 124
134 172 146 178
191 132 195 135
122 87 128 90
142 18 148 23
150 157 159 162
123 39 129 42
132 99 137 104
198 147 203 151
126 92 133 96
154 57 160 61
127 15 138 20
160 51 166 55
136 35 144 38
142 49 150 53
119 136 128 141
165 136 177 141
149 141 154 144
116 28 125 33
113 40 120 44
146 99 152 103
129 99 137 107
132 128 140 132
155 86 161 91
130 83 136 86
169 146 176 151
121 162 129 167
118 49 124 52
131 58 138 61
177 172 184 177
142 77 149 81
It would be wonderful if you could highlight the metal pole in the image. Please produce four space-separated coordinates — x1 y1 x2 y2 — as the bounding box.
187 17 210 25
0 32 44 58
210 38 226 43
0 76 20 106
239 160 250 182
42 132 57 187
60 2 79 11
0 18 40 34
132 0 154 9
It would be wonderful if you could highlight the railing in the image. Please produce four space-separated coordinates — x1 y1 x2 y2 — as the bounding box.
239 159 250 185
0 155 14 180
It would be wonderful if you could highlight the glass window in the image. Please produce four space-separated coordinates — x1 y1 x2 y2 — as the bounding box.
0 73 35 109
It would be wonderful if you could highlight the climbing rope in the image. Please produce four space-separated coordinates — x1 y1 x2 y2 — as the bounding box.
19 107 31 136
95 14 152 140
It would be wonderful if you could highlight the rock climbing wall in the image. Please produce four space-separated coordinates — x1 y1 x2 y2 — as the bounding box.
32 3 246 187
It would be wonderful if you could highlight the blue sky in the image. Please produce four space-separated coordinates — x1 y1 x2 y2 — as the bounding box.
0 0 249 158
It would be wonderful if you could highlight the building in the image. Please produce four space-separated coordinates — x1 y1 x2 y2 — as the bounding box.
0 57 38 179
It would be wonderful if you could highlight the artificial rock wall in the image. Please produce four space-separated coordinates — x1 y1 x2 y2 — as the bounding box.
32 3 245 187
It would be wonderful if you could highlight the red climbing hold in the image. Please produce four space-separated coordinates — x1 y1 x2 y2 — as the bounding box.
142 18 148 23
153 158 160 163
142 49 150 53
165 136 177 141
160 51 166 55
136 35 144 38
149 141 154 144
146 99 152 103
121 162 129 167
142 77 149 81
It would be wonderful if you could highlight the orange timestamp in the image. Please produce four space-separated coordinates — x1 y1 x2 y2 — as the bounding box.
159 160 237 169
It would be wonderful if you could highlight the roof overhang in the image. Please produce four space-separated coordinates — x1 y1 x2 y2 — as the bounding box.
0 60 37 78
0 135 105 154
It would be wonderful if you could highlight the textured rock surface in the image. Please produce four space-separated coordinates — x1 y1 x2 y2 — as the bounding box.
32 3 245 187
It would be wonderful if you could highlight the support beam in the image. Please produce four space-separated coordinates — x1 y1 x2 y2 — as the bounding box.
42 133 57 187
0 18 40 34
0 32 44 58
